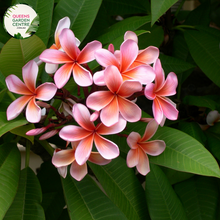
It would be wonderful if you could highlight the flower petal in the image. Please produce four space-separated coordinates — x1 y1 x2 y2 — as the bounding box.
94 134 119 159
120 39 138 72
7 95 32 120
95 49 119 68
77 41 102 64
136 148 150 175
54 63 73 89
141 119 159 141
124 31 138 43
144 83 156 100
72 63 93 87
6 75 31 95
88 152 111 165
22 60 38 92
137 46 159 64
206 110 220 126
26 98 41 123
153 59 165 90
126 149 139 168
70 160 88 181
57 166 67 178
36 83 57 100
93 70 105 86
152 97 164 124
118 80 142 98
45 63 59 74
140 140 166 156
127 132 141 149
52 148 75 167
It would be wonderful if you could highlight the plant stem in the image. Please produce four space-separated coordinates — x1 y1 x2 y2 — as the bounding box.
7 90 16 101
36 139 54 156
25 140 31 168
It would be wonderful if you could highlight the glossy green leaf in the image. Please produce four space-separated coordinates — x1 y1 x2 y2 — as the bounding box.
89 157 150 220
52 0 102 42
151 0 179 25
0 143 20 219
0 35 46 79
0 112 28 137
145 164 188 220
62 174 128 220
0 21 10 44
4 167 45 220
174 176 219 220
184 29 220 88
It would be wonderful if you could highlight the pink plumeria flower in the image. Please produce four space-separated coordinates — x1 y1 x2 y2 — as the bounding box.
94 39 155 86
126 119 166 175
144 58 178 125
87 65 142 127
59 103 126 165
6 60 57 123
52 142 111 181
39 28 102 88
45 17 81 74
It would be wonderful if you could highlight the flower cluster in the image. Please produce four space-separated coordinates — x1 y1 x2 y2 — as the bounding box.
6 17 178 181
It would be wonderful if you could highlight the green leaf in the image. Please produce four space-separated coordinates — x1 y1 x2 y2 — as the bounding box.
195 25 220 40
0 143 20 219
184 29 220 88
0 21 10 44
0 35 46 79
4 167 45 220
145 164 188 220
89 157 150 220
150 126 220 178
62 174 128 220
151 0 179 25
52 0 102 42
174 176 219 220
0 112 28 137
97 16 151 45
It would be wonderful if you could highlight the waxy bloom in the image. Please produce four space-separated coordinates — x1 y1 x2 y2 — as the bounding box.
59 103 126 165
52 142 111 181
39 28 101 88
126 119 166 175
87 65 142 127
6 60 57 123
144 59 178 125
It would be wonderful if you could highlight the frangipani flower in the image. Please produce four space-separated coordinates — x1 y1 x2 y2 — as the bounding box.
126 119 166 175
52 142 111 181
206 110 220 126
94 39 155 86
87 65 142 127
59 103 126 165
6 60 57 123
144 58 178 125
39 28 102 88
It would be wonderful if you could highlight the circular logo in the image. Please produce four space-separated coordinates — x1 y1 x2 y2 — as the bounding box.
3 4 39 39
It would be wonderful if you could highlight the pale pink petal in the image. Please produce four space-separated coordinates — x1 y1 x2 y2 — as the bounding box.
86 91 114 111
39 130 58 140
94 49 119 68
75 37 81 47
59 125 92 141
26 127 47 136
75 134 94 165
77 41 102 64
70 161 87 181
72 63 93 87
141 119 159 141
123 65 155 85
7 95 32 120
45 63 59 74
6 75 32 95
57 166 67 178
52 148 75 167
93 70 105 86
153 59 165 90
94 134 119 159
88 152 111 165
206 110 220 126
120 39 138 72
26 98 41 123
108 44 114 53
97 116 126 135
152 97 164 124
127 132 141 149
160 115 166 127
100 97 119 127
118 80 142 98
72 104 95 131
124 31 138 43
22 60 38 92
59 28 78 60
118 97 141 122
54 63 73 89
90 111 99 122
140 140 166 156
156 72 178 96
144 83 156 100
35 83 57 100
136 148 150 175
126 149 139 168
137 46 159 64
39 49 73 64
